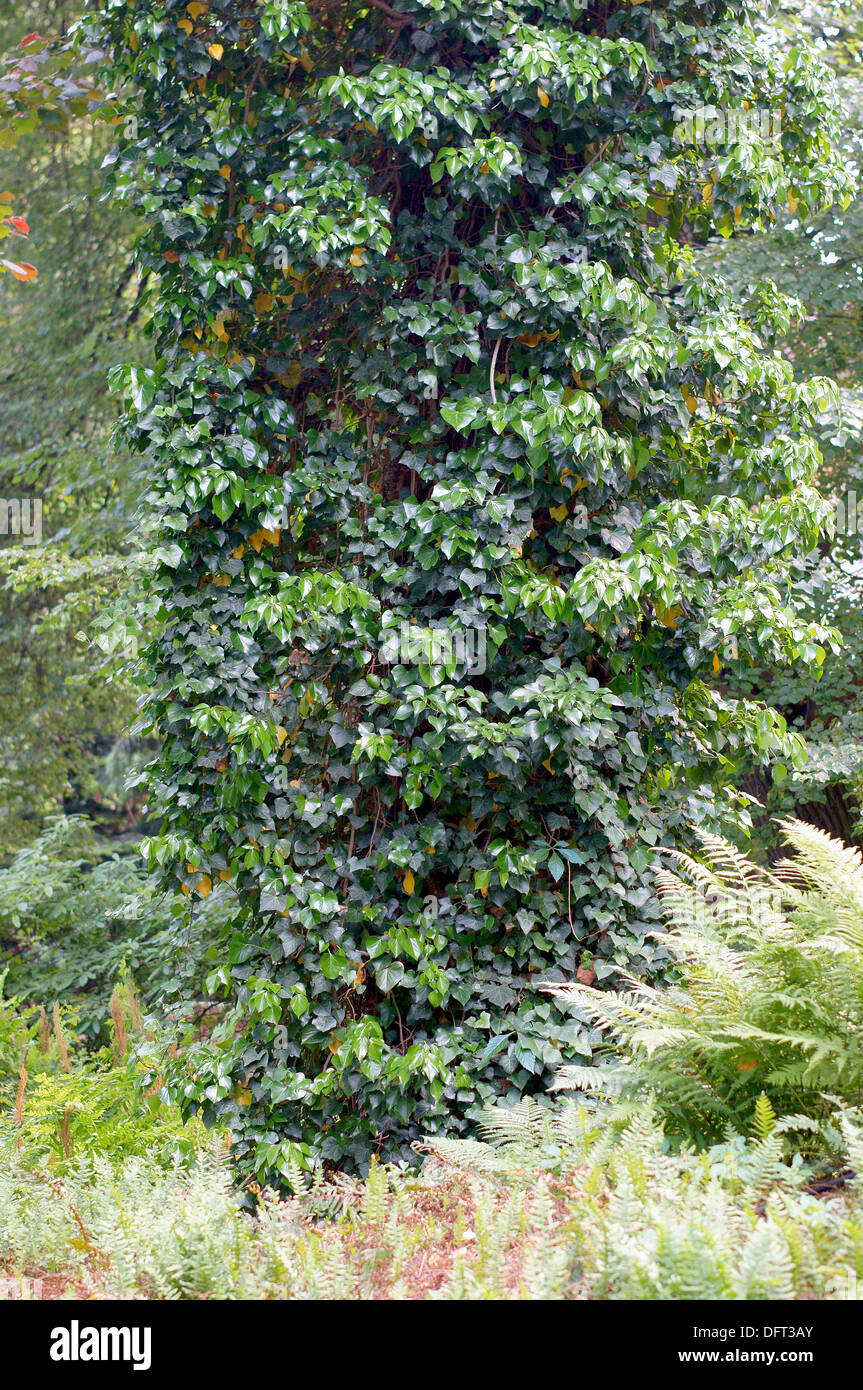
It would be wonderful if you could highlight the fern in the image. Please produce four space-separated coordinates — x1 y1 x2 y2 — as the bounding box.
544 819 863 1155
753 1093 777 1141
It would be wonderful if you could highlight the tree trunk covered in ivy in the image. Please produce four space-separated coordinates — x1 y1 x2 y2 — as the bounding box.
98 0 850 1177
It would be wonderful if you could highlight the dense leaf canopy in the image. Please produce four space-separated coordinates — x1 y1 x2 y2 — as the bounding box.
99 0 852 1177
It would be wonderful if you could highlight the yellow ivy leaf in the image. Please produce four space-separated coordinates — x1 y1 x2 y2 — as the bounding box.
230 543 244 559
208 42 224 60
219 164 232 180
254 292 273 314
542 756 554 773
219 868 232 882
681 386 697 413
233 1084 252 1106
712 651 721 674
701 182 713 207
276 363 302 388
349 247 366 267
787 188 798 213
478 884 488 899
734 204 743 226
177 17 193 35
195 874 212 898
549 504 568 522
276 726 288 747
181 883 191 897
403 869 416 895
187 1 207 15
248 527 281 552
537 87 550 107
655 603 683 630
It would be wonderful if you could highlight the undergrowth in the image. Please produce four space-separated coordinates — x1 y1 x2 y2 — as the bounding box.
2 1100 862 1300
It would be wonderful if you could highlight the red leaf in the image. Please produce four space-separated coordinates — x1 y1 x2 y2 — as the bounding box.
10 217 29 236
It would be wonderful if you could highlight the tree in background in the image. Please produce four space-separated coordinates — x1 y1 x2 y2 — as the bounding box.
101 0 851 1179
701 0 863 851
0 4 146 853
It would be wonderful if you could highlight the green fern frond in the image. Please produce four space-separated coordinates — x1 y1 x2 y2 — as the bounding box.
753 1093 776 1141
550 818 863 1154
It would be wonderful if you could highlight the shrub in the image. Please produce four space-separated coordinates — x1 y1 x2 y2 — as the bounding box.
0 972 33 1085
546 819 863 1153
4 1050 212 1173
2 1101 863 1299
0 816 232 1041
0 976 212 1171
97 0 850 1177
426 1098 863 1299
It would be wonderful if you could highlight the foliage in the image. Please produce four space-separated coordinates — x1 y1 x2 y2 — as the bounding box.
0 1141 249 1298
426 1099 863 1299
728 546 863 850
698 1 863 844
0 16 102 286
96 0 854 1178
0 1 147 854
0 971 213 1172
546 818 863 1151
698 1 863 388
0 20 102 146
2 1101 863 1299
0 816 233 1041
5 1053 211 1174
0 973 35 1083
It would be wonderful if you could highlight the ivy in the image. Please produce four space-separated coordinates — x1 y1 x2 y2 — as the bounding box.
99 0 852 1180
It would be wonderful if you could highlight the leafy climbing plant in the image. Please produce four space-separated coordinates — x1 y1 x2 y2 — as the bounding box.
98 0 852 1180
